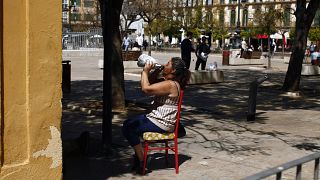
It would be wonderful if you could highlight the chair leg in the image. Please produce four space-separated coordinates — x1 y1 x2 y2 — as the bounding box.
143 141 149 175
174 139 179 174
165 141 169 166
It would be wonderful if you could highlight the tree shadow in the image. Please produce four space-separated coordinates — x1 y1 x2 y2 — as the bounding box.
147 153 191 170
62 69 320 179
62 107 191 179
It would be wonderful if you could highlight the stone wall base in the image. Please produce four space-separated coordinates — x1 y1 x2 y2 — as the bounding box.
188 70 224 84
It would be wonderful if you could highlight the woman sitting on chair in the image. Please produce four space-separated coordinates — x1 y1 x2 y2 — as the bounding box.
122 57 190 174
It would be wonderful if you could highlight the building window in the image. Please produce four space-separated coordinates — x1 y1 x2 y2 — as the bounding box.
206 0 212 5
74 0 81 6
84 0 94 7
219 10 224 25
206 12 213 24
62 12 68 23
227 0 236 3
193 0 198 6
242 8 248 27
84 14 94 21
186 11 192 25
62 4 68 9
284 8 291 27
70 13 81 21
183 0 191 7
176 0 180 7
231 9 236 26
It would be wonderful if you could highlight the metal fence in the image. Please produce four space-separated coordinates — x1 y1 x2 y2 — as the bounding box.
244 152 320 180
62 28 103 50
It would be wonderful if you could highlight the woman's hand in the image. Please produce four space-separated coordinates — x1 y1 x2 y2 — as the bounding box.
143 61 153 73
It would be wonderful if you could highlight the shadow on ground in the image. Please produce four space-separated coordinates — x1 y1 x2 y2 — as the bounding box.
62 69 320 179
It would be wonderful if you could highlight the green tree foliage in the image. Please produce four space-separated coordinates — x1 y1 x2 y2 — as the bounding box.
254 8 282 35
211 20 229 48
162 21 181 38
254 7 282 68
133 0 172 54
183 7 204 38
308 27 320 43
240 22 257 42
190 7 204 30
289 26 296 40
144 18 167 36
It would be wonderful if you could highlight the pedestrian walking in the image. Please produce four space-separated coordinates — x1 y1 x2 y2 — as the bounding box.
195 36 210 70
122 34 131 51
136 33 143 50
180 32 195 69
311 48 319 65
143 40 148 51
310 42 316 55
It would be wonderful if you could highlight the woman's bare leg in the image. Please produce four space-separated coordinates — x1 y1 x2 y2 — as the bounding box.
133 143 143 161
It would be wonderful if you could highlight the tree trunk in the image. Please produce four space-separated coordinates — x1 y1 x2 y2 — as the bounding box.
267 36 271 69
99 0 124 149
221 35 225 49
282 34 285 59
282 0 319 91
148 30 152 56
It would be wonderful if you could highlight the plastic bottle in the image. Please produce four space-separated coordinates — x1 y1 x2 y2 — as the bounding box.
213 61 217 70
208 63 214 71
137 54 164 70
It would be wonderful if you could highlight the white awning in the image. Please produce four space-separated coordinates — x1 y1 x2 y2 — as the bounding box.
270 32 290 39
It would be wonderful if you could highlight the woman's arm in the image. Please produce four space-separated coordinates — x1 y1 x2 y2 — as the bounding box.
148 68 162 84
141 63 177 96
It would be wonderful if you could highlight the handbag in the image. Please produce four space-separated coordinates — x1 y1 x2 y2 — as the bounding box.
200 52 208 61
177 122 186 138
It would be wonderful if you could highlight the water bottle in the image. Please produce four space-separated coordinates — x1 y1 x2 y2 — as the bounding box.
137 54 164 70
213 61 217 70
208 63 214 71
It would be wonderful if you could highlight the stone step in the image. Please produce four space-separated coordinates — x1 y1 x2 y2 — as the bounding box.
301 65 320 76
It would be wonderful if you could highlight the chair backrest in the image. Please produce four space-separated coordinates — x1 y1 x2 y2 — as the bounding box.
174 90 184 136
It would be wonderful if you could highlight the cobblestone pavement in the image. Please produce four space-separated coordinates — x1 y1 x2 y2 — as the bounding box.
62 51 320 180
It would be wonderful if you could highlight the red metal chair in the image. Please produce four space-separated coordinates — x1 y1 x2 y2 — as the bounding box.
142 90 184 174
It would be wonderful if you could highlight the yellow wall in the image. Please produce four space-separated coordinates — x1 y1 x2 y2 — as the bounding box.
1 0 62 179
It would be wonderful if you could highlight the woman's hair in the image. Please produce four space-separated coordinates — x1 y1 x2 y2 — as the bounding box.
171 57 191 90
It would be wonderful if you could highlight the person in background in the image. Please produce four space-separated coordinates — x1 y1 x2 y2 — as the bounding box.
122 57 190 174
132 42 140 51
241 40 247 58
136 33 143 50
122 34 131 51
195 38 201 61
143 40 148 51
271 40 276 56
310 42 316 55
195 36 210 70
180 32 195 69
311 48 319 65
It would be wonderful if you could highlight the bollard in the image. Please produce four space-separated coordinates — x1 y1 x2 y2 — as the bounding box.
222 50 230 65
62 60 71 93
247 75 269 121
